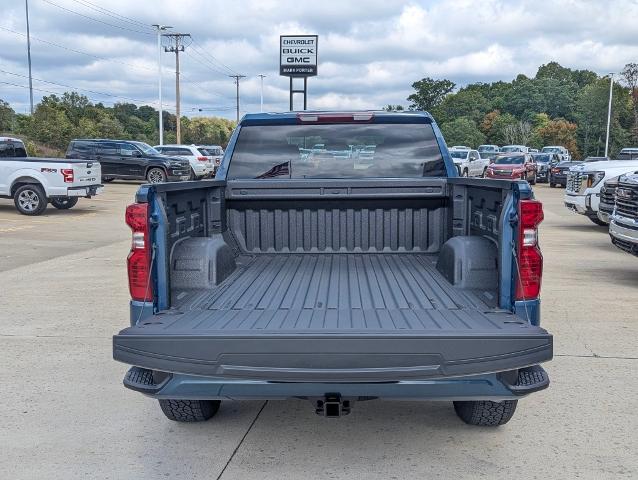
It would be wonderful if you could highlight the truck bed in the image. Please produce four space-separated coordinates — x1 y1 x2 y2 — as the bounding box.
114 251 552 382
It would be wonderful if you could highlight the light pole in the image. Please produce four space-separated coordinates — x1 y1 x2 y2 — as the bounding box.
152 24 172 145
604 73 614 158
25 0 34 114
258 74 266 112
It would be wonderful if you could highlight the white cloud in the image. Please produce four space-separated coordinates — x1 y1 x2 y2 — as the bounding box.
1 0 637 117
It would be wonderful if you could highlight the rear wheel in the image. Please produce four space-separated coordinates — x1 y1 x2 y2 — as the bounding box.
51 197 79 210
549 182 556 188
146 168 166 184
159 399 221 422
462 169 468 177
102 177 114 183
529 173 537 185
14 184 48 216
453 400 518 426
482 167 487 178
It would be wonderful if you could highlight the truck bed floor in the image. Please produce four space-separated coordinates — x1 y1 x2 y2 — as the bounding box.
169 253 506 333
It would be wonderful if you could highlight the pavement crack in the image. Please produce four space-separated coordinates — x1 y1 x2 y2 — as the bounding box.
555 353 638 360
216 400 268 480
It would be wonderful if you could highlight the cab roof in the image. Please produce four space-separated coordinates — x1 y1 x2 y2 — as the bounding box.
239 110 435 126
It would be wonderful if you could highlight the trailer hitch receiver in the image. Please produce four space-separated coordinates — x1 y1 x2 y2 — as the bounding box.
315 393 351 417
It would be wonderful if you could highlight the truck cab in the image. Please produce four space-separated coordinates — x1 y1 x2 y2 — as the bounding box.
564 160 638 225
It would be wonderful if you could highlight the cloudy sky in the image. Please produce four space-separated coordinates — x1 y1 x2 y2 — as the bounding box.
1 0 638 118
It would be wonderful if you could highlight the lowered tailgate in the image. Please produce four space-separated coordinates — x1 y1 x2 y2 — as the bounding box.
114 254 552 382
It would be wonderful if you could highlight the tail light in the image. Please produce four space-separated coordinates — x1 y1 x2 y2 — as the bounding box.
197 156 208 162
297 112 374 123
516 199 543 300
61 168 74 183
125 203 153 302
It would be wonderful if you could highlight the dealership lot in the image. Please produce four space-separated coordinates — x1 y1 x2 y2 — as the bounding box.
1 182 637 479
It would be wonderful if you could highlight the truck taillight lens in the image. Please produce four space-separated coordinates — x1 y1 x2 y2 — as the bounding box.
197 156 208 162
516 199 543 301
61 168 74 183
125 203 153 302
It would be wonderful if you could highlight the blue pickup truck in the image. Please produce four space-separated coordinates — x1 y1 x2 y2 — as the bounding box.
113 111 552 426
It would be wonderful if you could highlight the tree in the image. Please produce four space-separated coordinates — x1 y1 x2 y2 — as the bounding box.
0 99 15 131
621 63 638 143
407 77 455 111
440 117 485 148
434 88 490 124
383 104 404 112
536 119 579 158
503 121 532 145
487 112 518 145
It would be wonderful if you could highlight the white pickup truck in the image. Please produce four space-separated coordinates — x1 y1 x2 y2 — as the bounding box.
0 137 103 215
564 159 638 225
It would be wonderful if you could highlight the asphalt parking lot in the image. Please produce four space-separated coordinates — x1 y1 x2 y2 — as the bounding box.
1 181 637 479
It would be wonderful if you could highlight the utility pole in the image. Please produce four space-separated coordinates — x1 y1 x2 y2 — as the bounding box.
604 73 614 158
152 24 171 145
258 74 266 112
163 33 191 143
229 74 246 122
25 0 34 114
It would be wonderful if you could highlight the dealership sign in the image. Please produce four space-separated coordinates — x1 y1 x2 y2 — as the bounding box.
280 35 318 76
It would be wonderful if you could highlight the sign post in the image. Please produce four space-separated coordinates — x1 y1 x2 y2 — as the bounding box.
280 35 318 111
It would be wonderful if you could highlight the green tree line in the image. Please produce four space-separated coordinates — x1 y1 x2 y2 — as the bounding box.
392 61 638 158
0 92 236 156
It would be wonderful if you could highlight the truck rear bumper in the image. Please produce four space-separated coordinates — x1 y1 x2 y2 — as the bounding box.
122 364 549 401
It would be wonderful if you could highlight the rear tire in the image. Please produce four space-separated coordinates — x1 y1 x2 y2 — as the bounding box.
13 184 48 216
51 197 79 210
587 215 608 226
462 169 468 177
159 399 221 422
549 183 556 188
453 400 518 426
146 168 166 184
529 173 537 185
102 177 114 183
481 167 487 178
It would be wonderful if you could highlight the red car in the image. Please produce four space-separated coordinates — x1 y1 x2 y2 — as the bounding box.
485 153 537 184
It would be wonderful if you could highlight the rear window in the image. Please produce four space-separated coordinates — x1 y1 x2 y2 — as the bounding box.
494 155 526 164
227 123 445 179
0 141 27 158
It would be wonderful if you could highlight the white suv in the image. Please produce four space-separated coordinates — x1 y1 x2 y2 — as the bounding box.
542 146 570 162
564 159 638 225
449 148 489 177
154 144 215 179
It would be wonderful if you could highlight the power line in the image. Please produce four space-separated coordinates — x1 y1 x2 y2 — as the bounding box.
67 0 152 29
183 49 231 77
189 41 238 76
0 79 176 111
0 25 166 73
40 0 153 36
0 68 176 109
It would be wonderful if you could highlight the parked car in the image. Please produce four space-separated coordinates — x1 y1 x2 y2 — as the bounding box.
618 148 638 160
531 152 560 183
153 144 215 180
609 172 638 255
549 160 579 187
564 159 638 225
448 148 489 177
66 139 190 184
542 146 570 162
485 153 537 184
0 136 28 158
113 111 552 426
450 145 471 150
597 176 619 224
478 144 500 161
197 145 224 174
0 139 102 215
501 145 530 153
529 148 539 153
